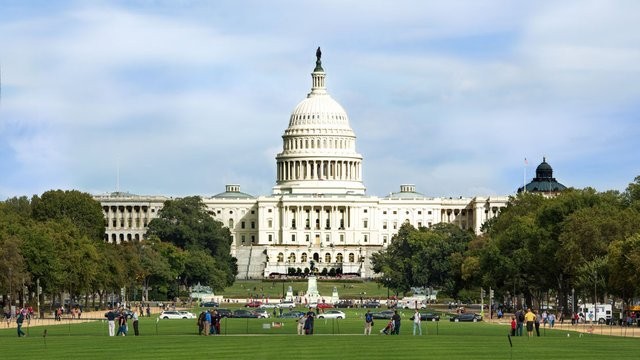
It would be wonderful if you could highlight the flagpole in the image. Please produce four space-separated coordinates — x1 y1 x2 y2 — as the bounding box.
523 158 527 193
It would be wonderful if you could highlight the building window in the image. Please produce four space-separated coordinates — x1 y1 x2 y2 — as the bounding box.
363 220 368 228
291 234 296 242
418 211 422 215
291 219 296 229
251 221 255 229
383 222 387 230
229 219 234 228
301 253 307 262
217 210 221 214
268 219 273 228
251 235 255 243
305 218 310 229
289 253 296 263
315 218 320 230
325 253 331 263
428 211 432 215
393 222 397 230
251 210 255 214
241 221 246 229
393 211 397 214
349 253 355 262
383 210 387 215
418 222 422 227
268 234 273 242
383 236 387 244
268 208 272 213
336 253 343 262
325 218 330 229
325 234 330 243
241 235 246 244
277 253 284 262
230 210 233 214
340 234 344 242
306 234 310 242
339 219 344 229
364 209 368 213
363 235 368 242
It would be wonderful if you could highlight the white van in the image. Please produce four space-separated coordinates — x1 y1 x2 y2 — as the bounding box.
578 303 612 324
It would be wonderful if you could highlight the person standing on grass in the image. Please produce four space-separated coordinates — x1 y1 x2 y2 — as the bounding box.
534 310 541 337
132 309 140 336
197 311 206 335
364 310 373 335
392 310 401 335
524 308 536 338
105 308 116 336
116 312 128 336
16 311 26 337
548 312 556 328
510 316 516 336
297 313 307 335
412 309 422 336
203 310 212 336
304 311 315 335
515 309 524 336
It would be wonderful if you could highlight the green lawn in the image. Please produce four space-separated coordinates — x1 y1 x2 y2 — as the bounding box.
0 309 638 360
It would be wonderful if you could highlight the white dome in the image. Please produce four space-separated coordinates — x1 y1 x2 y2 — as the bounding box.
288 95 353 131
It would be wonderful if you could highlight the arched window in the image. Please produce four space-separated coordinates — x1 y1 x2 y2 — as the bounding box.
325 253 331 263
289 253 296 263
277 253 284 263
349 253 355 262
228 219 234 228
301 253 308 263
336 253 343 262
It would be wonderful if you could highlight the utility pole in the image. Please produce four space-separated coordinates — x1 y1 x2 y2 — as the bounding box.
480 288 486 318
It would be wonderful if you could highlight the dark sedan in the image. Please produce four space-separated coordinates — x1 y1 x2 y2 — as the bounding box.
201 301 219 307
371 310 395 319
232 309 259 318
280 311 305 319
362 301 381 308
411 312 441 321
449 313 482 322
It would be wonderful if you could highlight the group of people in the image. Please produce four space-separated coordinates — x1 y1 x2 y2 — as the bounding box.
296 311 316 335
197 309 222 335
511 308 543 337
363 309 407 336
105 307 140 336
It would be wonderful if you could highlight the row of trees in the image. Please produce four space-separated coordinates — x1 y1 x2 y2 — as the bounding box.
0 191 237 310
373 176 640 313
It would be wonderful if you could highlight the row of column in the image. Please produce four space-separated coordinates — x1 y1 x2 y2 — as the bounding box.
282 205 352 232
103 205 152 229
277 159 361 182
284 137 353 151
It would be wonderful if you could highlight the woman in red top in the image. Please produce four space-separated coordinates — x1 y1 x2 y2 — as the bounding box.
510 316 516 336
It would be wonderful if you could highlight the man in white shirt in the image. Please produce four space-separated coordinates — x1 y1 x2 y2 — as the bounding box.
413 309 422 335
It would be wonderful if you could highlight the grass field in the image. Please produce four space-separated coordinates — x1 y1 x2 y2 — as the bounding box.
0 307 638 360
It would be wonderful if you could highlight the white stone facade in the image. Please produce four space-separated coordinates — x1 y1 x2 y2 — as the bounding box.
96 51 508 278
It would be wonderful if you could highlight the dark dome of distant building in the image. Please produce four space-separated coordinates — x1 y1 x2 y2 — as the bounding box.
517 157 567 194
212 184 255 199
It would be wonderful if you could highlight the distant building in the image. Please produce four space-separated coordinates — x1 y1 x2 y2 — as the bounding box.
96 50 509 278
518 157 567 195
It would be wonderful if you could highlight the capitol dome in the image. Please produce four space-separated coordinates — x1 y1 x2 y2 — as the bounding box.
273 48 365 196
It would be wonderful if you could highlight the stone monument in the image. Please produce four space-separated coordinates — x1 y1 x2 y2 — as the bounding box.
330 286 339 304
285 285 294 302
306 275 321 304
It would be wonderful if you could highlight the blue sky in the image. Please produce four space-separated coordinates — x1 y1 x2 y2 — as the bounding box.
1 0 638 200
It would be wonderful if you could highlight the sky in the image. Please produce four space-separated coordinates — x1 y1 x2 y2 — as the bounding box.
1 0 639 200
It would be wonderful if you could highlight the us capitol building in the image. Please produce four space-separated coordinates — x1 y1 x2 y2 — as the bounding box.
95 49 514 279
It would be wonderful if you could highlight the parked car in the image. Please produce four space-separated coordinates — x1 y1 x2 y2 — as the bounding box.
410 312 440 321
371 310 395 319
334 300 354 308
278 301 296 309
260 303 278 309
280 311 305 319
159 310 196 319
253 309 270 318
449 313 482 322
216 308 233 318
245 301 263 308
317 310 346 319
362 301 381 308
233 309 259 318
201 301 219 307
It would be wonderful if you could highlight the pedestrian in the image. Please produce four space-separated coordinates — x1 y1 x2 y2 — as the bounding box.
412 309 422 336
510 316 516 336
132 309 140 336
197 311 206 335
392 310 401 335
548 312 556 328
534 310 541 337
105 308 116 336
297 313 307 335
364 310 373 335
16 311 26 337
146 305 151 317
524 308 535 338
516 309 524 336
203 310 212 336
304 311 315 335
116 312 128 336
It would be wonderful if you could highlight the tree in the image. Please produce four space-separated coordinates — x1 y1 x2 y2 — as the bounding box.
147 196 237 289
31 190 105 241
